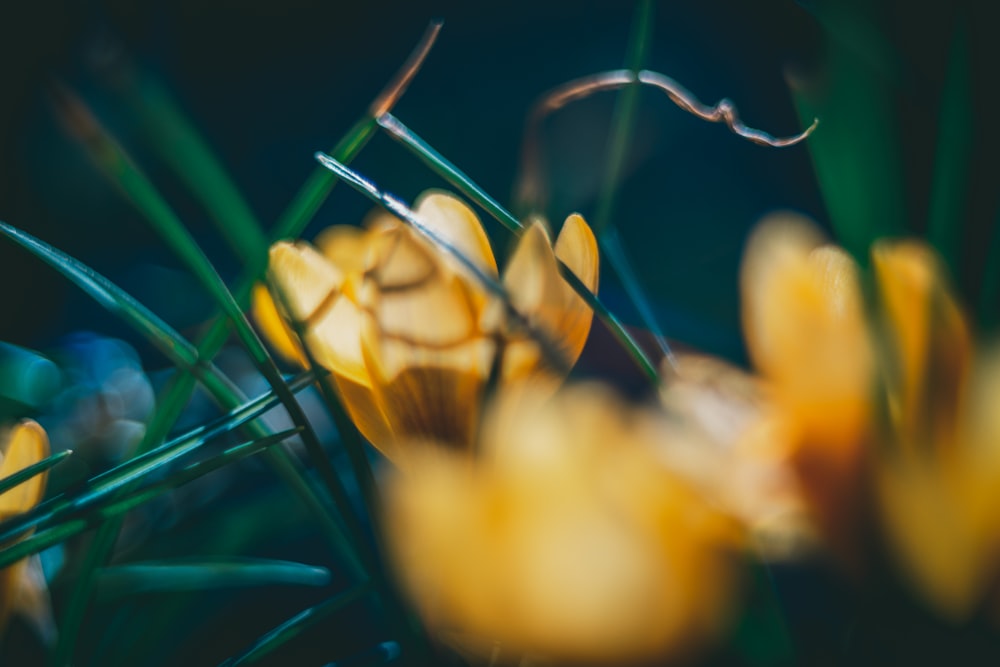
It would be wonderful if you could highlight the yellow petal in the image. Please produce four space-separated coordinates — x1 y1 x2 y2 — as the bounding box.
0 420 50 519
251 283 306 366
502 218 598 382
871 240 971 449
741 215 871 449
741 215 872 567
876 456 988 618
414 190 498 279
364 337 494 452
267 241 343 322
314 224 373 275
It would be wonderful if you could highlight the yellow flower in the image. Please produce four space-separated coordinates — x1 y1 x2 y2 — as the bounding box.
383 384 744 665
740 213 1000 618
0 420 52 640
255 190 598 462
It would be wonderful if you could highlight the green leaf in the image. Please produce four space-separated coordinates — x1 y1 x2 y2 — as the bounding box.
96 558 331 599
0 449 71 496
218 583 373 667
791 3 906 260
0 341 61 414
927 20 972 277
114 70 269 268
0 219 239 401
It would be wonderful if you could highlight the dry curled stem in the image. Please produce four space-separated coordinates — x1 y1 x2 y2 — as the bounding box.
517 69 818 211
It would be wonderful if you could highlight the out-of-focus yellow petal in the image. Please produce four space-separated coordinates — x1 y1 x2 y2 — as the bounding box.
658 354 817 560
413 190 498 279
385 385 743 665
0 421 51 637
0 420 50 518
872 240 971 450
741 215 872 567
875 455 990 619
502 219 598 383
741 215 871 449
251 283 307 366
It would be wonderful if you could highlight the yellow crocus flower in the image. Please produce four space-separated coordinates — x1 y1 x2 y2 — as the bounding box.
383 384 743 665
740 213 1000 619
0 420 52 641
255 190 598 462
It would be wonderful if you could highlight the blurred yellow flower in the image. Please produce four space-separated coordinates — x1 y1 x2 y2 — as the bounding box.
255 190 598 462
383 384 744 665
740 213 1000 619
0 420 53 640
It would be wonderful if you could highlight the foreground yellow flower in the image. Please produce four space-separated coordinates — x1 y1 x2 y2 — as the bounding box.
0 420 52 640
740 213 1000 618
256 190 598 461
383 384 743 665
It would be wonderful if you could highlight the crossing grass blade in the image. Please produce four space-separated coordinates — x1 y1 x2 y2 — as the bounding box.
217 582 374 667
96 558 331 599
0 449 71 497
0 428 299 570
372 115 662 385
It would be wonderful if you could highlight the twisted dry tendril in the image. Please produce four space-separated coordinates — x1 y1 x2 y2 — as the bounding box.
516 69 819 211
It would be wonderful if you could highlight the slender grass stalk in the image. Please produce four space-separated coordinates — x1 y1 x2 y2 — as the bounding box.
112 69 269 267
218 582 374 667
0 449 71 496
591 0 677 370
0 428 299 569
96 558 331 599
371 115 662 385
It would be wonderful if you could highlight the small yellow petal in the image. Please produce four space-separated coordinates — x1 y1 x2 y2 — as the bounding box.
0 420 50 519
251 283 306 366
267 241 343 322
314 224 374 274
503 218 598 382
414 190 498 279
871 240 971 449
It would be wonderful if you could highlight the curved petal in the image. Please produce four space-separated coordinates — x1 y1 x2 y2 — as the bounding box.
502 218 598 383
741 215 871 566
741 215 871 449
871 240 971 450
267 242 343 322
0 420 50 519
414 190 498 279
314 224 375 275
251 283 306 366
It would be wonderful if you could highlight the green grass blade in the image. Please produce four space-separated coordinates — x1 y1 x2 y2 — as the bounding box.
218 583 374 667
96 558 331 599
0 220 240 401
0 429 297 570
926 20 972 274
0 377 311 545
0 449 72 496
115 70 268 267
590 0 675 369
593 0 653 236
367 118 662 385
